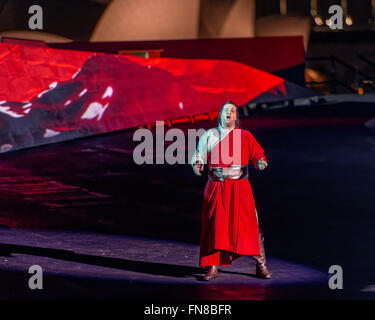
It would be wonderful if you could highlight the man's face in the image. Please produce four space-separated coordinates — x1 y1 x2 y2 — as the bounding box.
221 104 237 128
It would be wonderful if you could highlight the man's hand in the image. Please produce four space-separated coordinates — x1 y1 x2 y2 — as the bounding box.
256 158 268 170
193 163 203 176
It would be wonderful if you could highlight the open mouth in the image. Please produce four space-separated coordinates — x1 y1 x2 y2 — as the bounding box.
226 115 231 120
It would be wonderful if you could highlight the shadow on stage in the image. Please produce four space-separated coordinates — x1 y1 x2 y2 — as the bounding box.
0 243 257 281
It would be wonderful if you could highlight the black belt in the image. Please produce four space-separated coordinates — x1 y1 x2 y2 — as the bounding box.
208 165 248 181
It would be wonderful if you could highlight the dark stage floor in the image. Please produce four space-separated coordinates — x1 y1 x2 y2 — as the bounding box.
0 101 374 300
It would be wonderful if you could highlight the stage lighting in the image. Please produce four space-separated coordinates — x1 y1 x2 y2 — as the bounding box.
325 19 333 27
345 16 353 26
310 0 318 17
280 0 287 16
341 0 353 26
314 15 323 26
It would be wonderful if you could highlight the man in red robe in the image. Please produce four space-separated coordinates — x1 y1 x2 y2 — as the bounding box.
191 101 271 280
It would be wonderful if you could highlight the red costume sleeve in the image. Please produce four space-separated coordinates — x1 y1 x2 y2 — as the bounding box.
247 131 267 168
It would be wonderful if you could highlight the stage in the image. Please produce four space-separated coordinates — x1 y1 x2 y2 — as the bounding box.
0 100 373 299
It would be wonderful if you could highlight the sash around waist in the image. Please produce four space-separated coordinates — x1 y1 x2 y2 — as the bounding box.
208 165 248 181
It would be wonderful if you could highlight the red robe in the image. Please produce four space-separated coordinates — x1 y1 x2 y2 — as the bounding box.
199 126 267 267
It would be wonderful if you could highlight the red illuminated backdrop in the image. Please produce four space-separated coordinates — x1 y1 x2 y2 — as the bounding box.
0 43 284 153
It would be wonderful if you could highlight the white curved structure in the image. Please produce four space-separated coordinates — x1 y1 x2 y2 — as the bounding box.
0 30 72 43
